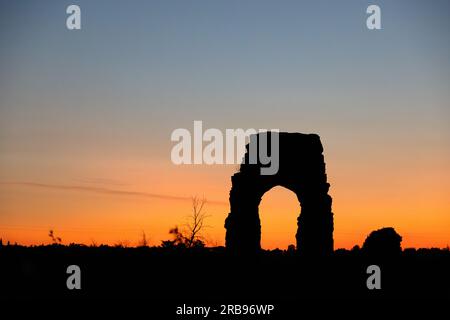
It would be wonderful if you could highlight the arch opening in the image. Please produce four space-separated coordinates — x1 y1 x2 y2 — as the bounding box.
258 186 300 250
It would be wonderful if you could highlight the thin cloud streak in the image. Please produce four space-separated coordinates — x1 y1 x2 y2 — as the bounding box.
1 182 228 206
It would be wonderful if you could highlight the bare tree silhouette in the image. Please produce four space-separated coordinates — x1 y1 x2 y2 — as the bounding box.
162 196 210 248
183 196 209 248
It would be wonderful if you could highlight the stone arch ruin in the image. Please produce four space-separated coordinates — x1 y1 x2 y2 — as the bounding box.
224 132 334 255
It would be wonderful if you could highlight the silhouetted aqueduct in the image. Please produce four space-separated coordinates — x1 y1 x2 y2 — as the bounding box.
225 132 334 255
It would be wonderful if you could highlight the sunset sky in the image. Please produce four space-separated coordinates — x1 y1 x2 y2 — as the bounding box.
1 0 449 249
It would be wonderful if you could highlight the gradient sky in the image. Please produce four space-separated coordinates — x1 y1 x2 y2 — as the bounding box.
0 0 449 249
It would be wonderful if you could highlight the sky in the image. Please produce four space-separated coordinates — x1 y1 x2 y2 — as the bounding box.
0 0 449 249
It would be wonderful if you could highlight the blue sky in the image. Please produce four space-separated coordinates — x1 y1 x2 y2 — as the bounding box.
1 1 449 143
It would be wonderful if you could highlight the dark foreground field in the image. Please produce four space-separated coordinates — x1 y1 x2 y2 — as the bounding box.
1 245 449 316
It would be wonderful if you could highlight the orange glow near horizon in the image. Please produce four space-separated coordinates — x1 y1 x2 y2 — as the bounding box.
1 154 449 250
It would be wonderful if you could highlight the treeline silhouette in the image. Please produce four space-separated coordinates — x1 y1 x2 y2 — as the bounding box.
1 237 449 302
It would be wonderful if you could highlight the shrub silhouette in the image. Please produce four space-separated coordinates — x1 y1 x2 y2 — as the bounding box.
138 231 149 247
161 226 205 249
48 229 62 245
362 227 402 257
